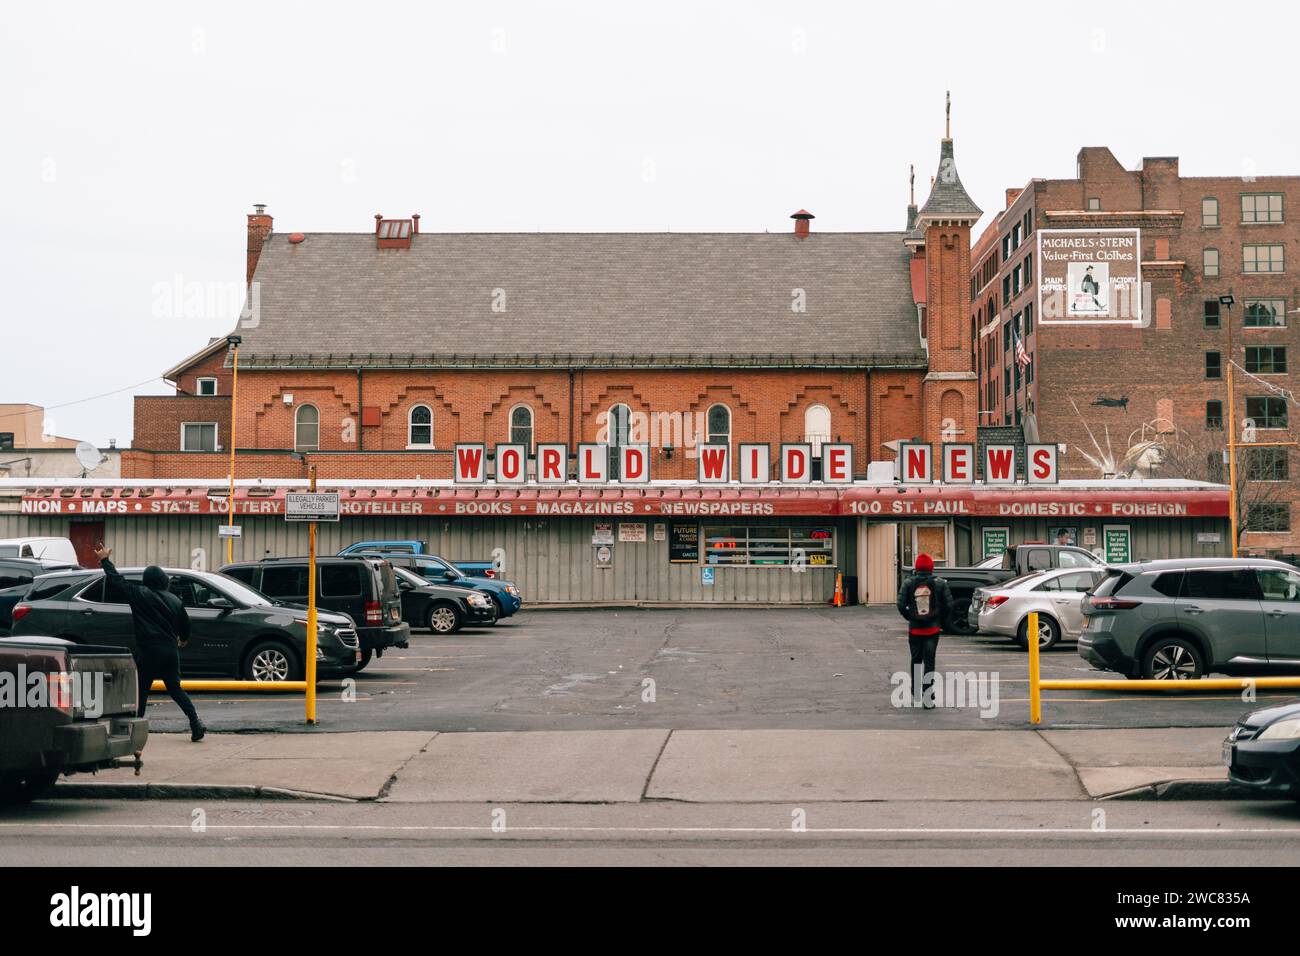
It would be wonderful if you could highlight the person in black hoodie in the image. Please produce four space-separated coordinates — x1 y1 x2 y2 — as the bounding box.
896 553 952 710
94 545 205 741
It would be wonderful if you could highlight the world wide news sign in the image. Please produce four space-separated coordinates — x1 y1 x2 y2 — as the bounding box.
451 442 1053 485
452 442 854 484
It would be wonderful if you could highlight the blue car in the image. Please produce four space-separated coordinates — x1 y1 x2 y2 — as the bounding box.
353 552 522 621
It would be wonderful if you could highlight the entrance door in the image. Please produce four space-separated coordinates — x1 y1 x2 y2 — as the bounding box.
69 522 105 567
910 523 951 568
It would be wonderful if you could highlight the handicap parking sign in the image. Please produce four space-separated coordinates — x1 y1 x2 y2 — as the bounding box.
701 567 714 586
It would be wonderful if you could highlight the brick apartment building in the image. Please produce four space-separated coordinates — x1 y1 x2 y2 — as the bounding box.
126 131 984 487
972 147 1299 553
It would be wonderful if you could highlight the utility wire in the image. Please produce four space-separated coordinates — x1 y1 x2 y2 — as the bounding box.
0 376 166 423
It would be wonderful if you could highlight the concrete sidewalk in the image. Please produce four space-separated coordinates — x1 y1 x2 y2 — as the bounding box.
54 727 1241 803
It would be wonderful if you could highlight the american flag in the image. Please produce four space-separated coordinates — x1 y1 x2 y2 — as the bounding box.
1014 330 1031 370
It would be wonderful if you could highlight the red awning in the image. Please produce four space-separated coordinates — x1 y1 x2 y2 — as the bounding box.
19 484 1228 519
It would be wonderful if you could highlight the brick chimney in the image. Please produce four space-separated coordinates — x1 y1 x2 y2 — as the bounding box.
790 209 814 239
247 203 273 285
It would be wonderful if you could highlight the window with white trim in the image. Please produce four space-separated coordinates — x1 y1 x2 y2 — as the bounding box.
510 405 533 450
408 404 433 447
181 422 217 452
294 404 319 451
196 377 218 396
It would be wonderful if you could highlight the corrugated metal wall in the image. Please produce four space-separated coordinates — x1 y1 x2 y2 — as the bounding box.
0 513 852 605
954 516 1231 564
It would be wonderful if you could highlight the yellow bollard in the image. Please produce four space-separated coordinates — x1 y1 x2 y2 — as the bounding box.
1040 677 1300 692
1027 610 1041 725
151 680 308 692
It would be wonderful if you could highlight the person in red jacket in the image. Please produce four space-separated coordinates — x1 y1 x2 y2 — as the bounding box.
896 553 952 709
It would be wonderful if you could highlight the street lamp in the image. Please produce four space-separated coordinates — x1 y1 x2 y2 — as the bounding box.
225 334 242 564
1217 295 1241 556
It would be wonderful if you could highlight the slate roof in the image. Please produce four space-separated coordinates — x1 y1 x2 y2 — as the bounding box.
231 232 925 368
916 139 982 223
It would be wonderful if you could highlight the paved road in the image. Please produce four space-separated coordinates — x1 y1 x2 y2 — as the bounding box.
137 607 1281 734
5 798 1300 865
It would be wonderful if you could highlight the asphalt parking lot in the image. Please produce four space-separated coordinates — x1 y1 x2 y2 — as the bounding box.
136 606 1286 734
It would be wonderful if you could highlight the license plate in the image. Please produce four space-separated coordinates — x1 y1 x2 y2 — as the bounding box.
1222 741 1234 766
355 649 363 662
391 607 399 621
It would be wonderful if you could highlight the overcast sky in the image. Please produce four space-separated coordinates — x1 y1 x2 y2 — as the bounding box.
2 0 1296 446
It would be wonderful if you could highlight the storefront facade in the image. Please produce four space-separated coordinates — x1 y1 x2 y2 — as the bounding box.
3 479 1229 606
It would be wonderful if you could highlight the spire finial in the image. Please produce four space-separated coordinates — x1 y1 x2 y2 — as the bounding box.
945 90 951 139
909 164 915 205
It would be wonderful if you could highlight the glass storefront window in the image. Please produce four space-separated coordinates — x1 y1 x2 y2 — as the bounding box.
702 525 835 568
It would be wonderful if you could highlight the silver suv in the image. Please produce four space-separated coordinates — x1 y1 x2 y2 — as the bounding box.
1078 558 1300 679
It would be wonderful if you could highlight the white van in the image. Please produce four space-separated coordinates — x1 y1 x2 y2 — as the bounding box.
0 537 80 565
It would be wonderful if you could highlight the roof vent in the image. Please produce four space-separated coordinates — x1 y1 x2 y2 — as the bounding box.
790 209 814 239
375 214 418 249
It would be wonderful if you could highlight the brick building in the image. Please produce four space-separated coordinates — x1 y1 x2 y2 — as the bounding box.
128 132 984 486
973 147 1299 553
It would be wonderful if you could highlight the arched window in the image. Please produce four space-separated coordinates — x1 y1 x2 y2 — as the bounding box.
804 404 831 456
294 404 319 451
510 404 534 450
408 405 433 447
706 403 731 446
606 403 631 478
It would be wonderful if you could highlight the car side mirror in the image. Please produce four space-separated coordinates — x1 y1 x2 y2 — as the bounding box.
398 580 412 591
207 597 234 611
442 571 457 580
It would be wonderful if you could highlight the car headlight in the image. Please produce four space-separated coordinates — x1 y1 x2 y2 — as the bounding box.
1258 718 1300 741
317 622 333 633
467 592 490 607
506 585 519 596
316 645 327 660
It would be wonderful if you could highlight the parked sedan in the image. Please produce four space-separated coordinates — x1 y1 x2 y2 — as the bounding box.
1225 700 1300 800
7 567 361 681
969 567 1108 650
368 553 523 620
392 566 496 633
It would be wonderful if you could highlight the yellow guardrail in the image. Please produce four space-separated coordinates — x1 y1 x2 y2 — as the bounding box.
1027 608 1300 724
150 680 308 693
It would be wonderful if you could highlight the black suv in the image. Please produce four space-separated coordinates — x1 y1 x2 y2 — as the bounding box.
7 567 360 681
222 556 410 669
0 557 78 633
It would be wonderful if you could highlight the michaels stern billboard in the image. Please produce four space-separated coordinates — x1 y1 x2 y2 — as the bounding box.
1037 228 1143 326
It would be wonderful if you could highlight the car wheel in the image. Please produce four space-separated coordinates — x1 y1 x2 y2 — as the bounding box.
243 641 301 682
427 603 462 634
1015 615 1060 651
1141 637 1204 680
486 595 504 625
355 648 372 671
0 770 60 805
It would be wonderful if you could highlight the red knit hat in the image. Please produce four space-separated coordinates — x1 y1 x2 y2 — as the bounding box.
915 553 934 572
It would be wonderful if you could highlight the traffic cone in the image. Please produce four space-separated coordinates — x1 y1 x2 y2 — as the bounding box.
832 572 844 607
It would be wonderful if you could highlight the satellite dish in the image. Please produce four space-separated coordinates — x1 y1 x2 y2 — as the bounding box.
75 441 106 474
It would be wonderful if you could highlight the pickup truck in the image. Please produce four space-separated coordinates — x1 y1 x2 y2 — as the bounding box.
0 636 148 803
936 545 1106 634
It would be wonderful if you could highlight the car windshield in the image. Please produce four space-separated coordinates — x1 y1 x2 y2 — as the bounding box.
416 557 463 580
976 555 1004 569
205 572 274 607
393 566 425 587
1002 571 1050 591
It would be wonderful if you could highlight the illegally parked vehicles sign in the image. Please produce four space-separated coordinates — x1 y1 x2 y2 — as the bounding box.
284 493 340 522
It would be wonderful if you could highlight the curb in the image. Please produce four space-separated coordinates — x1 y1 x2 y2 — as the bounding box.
1100 779 1264 801
52 782 358 802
